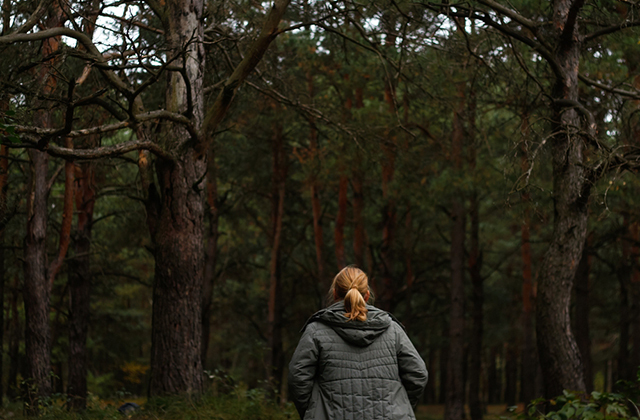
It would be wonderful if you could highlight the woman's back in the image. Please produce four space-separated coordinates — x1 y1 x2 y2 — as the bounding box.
289 302 428 420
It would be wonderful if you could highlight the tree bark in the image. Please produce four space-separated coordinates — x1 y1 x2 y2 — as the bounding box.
67 160 95 410
618 227 631 382
629 221 640 379
519 112 539 404
201 155 219 369
573 238 593 392
8 275 21 401
0 144 7 405
536 0 588 397
148 0 206 396
445 81 466 420
24 147 52 406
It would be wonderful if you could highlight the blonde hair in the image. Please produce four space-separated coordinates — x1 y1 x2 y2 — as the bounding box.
330 266 370 322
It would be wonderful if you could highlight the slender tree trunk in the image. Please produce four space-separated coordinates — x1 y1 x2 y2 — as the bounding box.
67 161 95 410
148 0 206 396
201 155 219 369
0 144 7 405
617 234 630 383
440 345 449 404
267 119 287 395
48 138 74 286
487 346 501 404
468 194 483 420
8 278 21 401
504 342 518 406
467 85 484 420
520 112 538 404
352 174 364 268
307 75 325 287
334 175 348 270
352 84 365 269
446 81 466 420
536 1 588 397
629 222 640 378
24 147 52 406
573 238 593 392
426 348 437 403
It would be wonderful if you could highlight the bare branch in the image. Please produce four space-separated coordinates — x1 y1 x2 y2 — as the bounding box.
15 110 194 138
585 20 640 42
475 0 539 32
4 136 174 161
579 74 640 100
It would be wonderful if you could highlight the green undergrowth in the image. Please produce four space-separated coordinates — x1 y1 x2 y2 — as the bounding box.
0 388 297 420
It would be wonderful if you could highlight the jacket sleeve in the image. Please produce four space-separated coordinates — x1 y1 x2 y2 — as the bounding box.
396 324 429 409
288 323 319 418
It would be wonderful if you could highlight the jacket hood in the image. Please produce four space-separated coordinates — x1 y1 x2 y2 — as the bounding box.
301 302 401 347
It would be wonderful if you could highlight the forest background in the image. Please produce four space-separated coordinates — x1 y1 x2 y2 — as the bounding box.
1 0 640 419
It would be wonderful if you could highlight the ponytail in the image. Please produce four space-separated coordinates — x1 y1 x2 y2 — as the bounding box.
344 288 368 321
330 266 371 322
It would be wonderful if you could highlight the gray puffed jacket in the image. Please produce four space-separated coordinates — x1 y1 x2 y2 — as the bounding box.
288 302 428 420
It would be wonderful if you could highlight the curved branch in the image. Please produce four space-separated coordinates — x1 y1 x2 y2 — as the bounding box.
585 20 640 42
475 0 539 32
15 110 194 138
579 74 640 100
3 136 174 161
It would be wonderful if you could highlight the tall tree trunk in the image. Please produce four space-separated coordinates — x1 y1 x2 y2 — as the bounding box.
67 160 95 410
617 229 631 383
467 85 483 420
7 276 21 401
307 74 325 287
267 119 287 395
487 346 501 404
504 341 518 406
334 175 348 270
148 0 206 396
573 238 593 392
0 144 7 405
22 4 66 407
426 348 437 403
536 2 588 397
24 147 52 406
446 80 466 420
352 174 364 268
440 344 449 404
201 155 219 369
352 85 365 270
519 112 537 404
468 194 483 420
629 221 640 378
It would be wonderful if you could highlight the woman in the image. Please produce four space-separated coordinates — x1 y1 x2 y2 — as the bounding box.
288 266 428 420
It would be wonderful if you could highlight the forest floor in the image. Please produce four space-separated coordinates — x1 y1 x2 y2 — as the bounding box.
0 400 523 420
416 404 523 420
